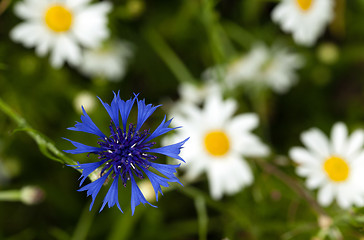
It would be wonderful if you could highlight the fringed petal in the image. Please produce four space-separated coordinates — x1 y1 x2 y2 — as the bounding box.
99 174 123 212
149 162 181 182
68 106 106 138
68 160 107 186
147 138 189 162
119 95 137 131
130 173 156 215
63 138 104 154
136 98 161 132
98 91 120 127
144 115 179 143
78 169 111 211
143 169 181 201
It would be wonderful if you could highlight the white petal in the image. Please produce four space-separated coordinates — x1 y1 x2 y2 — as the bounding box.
235 134 269 157
306 174 325 189
289 147 321 166
227 113 259 133
331 122 348 155
66 0 91 10
72 2 111 48
301 128 330 158
14 0 47 19
184 156 208 181
346 129 364 158
336 186 352 209
204 93 237 127
207 163 225 200
61 36 82 66
317 184 334 206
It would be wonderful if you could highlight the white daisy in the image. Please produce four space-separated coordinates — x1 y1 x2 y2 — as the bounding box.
224 44 303 94
289 123 364 209
10 0 111 68
79 40 133 81
166 91 269 199
271 0 335 46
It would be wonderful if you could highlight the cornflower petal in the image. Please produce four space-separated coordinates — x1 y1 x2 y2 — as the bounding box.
78 169 111 211
63 138 105 154
144 116 179 143
143 169 180 201
97 91 120 127
136 99 161 132
119 96 136 131
147 138 189 162
68 160 107 186
149 162 182 183
100 175 122 212
130 174 156 215
68 106 106 138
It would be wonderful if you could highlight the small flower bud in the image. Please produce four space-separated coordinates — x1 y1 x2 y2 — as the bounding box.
20 186 45 205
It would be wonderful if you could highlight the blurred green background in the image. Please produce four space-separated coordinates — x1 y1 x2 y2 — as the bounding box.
2 0 364 239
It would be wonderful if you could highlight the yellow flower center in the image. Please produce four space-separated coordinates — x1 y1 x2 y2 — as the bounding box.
323 156 350 182
45 5 73 32
296 0 313 11
204 130 230 156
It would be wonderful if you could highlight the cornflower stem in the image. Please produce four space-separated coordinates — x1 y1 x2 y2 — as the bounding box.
0 98 79 171
0 189 21 202
194 195 208 240
71 203 97 240
256 159 326 216
144 29 197 84
107 207 145 240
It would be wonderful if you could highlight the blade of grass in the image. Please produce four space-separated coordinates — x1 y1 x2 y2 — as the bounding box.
144 29 197 84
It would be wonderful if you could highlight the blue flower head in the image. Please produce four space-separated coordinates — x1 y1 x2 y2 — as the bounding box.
64 92 188 214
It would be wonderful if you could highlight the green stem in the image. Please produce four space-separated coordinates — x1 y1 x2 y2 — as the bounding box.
107 207 145 240
178 186 254 233
223 21 256 49
0 189 21 202
71 204 97 240
256 159 326 216
194 195 208 240
201 0 227 66
0 98 79 170
144 29 197 84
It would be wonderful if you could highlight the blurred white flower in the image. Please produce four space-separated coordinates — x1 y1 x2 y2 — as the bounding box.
178 82 221 105
79 40 133 81
10 0 111 68
165 91 269 199
289 123 364 209
224 44 303 94
73 91 96 114
271 0 335 46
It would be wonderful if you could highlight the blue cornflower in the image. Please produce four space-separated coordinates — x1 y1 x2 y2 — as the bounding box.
64 92 188 214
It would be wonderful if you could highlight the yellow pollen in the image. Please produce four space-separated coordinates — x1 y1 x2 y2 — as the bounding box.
204 130 230 157
45 5 73 32
323 156 350 182
296 0 313 11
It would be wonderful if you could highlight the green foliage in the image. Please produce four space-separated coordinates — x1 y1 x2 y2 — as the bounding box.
1 0 364 240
